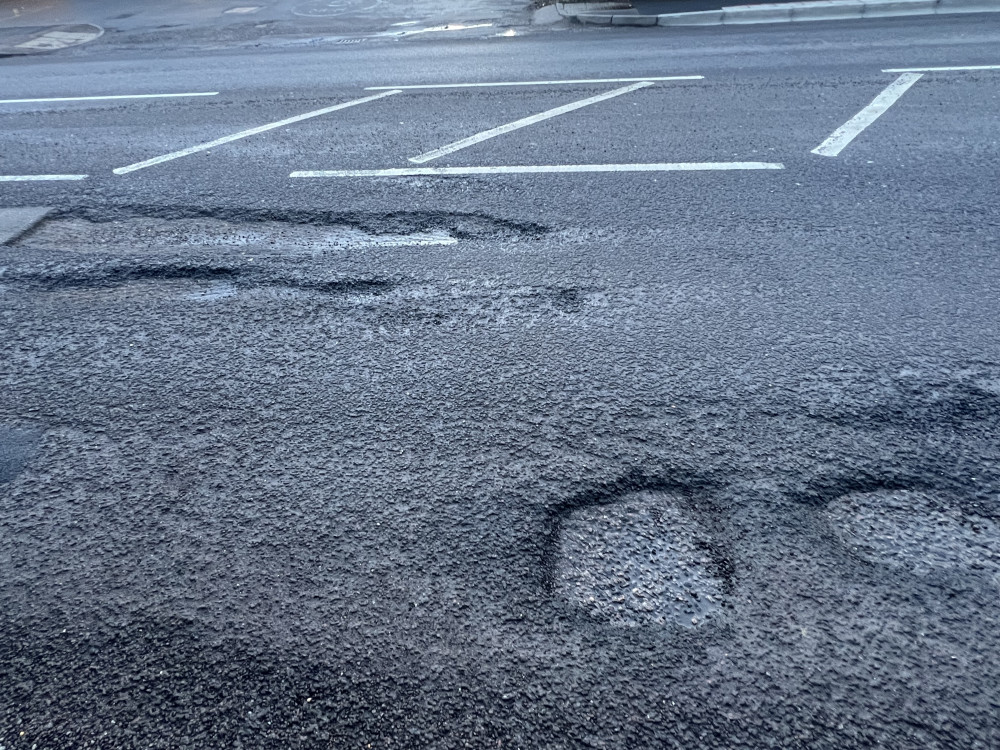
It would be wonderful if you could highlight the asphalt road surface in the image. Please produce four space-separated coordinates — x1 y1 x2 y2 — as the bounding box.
2 8 1000 749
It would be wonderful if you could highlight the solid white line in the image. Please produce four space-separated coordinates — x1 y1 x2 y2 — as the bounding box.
366 76 702 90
883 65 1000 73
113 90 400 175
409 82 654 164
0 175 88 181
811 72 923 158
0 92 219 105
290 163 785 178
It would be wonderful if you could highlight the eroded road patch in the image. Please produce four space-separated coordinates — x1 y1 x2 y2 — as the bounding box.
553 490 724 628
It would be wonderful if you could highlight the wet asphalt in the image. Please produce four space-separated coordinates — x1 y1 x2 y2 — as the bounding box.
2 10 1000 750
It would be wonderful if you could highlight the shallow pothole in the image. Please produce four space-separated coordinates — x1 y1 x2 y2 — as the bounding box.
15 217 458 253
827 490 1000 580
553 490 724 628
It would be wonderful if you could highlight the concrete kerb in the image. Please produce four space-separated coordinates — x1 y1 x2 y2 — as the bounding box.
547 0 1000 25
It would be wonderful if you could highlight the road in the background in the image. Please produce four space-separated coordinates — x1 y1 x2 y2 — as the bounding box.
2 9 1000 749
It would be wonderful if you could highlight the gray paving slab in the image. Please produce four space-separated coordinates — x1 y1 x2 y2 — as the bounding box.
0 207 52 245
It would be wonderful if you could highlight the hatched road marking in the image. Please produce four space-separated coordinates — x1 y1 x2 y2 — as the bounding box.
366 76 703 90
811 72 923 157
883 65 1000 73
113 90 400 175
291 163 785 178
0 175 88 181
0 93 219 105
409 81 655 164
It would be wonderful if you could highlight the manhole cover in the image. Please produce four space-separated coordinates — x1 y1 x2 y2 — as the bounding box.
554 490 724 628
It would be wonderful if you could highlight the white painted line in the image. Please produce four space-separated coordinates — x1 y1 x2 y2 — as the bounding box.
883 65 1000 72
113 90 400 175
366 76 703 90
291 163 785 178
811 72 923 158
0 92 219 105
410 81 654 164
0 175 88 181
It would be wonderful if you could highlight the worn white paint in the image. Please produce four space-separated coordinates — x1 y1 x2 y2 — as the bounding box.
811 72 923 157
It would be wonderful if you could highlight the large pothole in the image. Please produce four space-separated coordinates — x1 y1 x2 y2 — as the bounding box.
15 217 459 253
827 490 1000 581
553 491 724 628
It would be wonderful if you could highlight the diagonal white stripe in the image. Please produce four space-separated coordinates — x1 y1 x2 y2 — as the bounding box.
811 72 923 158
409 82 654 164
113 90 400 175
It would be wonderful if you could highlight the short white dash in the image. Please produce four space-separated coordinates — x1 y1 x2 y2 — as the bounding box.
0 175 88 181
113 90 400 175
811 72 923 158
410 81 654 164
366 76 703 90
0 92 219 105
882 65 1000 73
290 163 784 178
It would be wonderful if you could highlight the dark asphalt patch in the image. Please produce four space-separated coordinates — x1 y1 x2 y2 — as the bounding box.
0 425 41 485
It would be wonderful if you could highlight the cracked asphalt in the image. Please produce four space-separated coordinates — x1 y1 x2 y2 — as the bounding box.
2 8 1000 750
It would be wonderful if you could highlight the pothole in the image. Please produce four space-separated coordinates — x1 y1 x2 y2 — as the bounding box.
827 490 1000 580
5 263 396 304
553 491 724 628
16 217 458 253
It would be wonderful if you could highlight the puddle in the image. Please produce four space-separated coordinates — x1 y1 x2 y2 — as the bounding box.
554 491 723 628
827 490 1000 580
16 217 458 253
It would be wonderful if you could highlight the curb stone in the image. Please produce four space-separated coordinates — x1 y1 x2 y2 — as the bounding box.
549 0 1000 25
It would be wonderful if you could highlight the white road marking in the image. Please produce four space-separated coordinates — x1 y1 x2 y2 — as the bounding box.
0 175 88 181
811 72 923 158
883 65 1000 73
113 90 400 175
0 92 219 105
366 76 702 90
291 163 785 178
409 82 654 164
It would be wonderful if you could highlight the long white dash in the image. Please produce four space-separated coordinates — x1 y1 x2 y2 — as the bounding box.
366 76 702 90
883 65 1000 73
291 163 785 178
0 174 88 181
410 81 654 164
811 72 923 158
0 92 219 105
113 90 400 175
